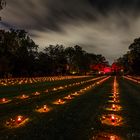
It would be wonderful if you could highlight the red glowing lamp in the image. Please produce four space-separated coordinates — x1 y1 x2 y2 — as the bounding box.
0 98 11 104
34 92 40 96
17 116 22 123
111 115 116 123
43 105 47 111
17 94 29 99
112 104 116 110
58 99 62 104
6 115 29 128
2 98 6 102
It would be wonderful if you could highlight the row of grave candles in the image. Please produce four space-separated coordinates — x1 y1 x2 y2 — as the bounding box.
123 75 140 84
0 76 106 104
93 77 123 140
101 77 123 126
0 75 89 86
4 76 110 128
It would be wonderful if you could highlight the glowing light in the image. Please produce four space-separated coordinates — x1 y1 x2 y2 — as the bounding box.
64 95 73 100
112 104 116 109
123 76 140 83
0 76 89 86
58 86 64 89
2 98 6 102
111 114 115 123
5 115 29 128
17 116 22 123
44 89 48 93
17 94 29 99
100 114 123 126
33 92 40 96
92 132 122 140
71 92 79 96
105 104 122 112
36 105 51 113
0 98 11 104
53 99 65 105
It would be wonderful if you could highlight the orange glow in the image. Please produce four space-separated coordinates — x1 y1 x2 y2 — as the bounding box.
58 86 64 89
45 89 49 93
123 76 140 83
92 132 122 140
100 114 123 126
0 98 11 104
112 104 116 109
17 94 29 99
64 95 73 100
43 105 47 110
2 98 6 102
71 92 80 96
105 104 122 112
33 92 40 96
36 105 51 113
17 116 22 123
53 88 57 91
6 115 29 128
111 114 115 123
53 99 65 105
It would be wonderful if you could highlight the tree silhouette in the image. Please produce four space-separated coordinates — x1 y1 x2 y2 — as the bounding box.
0 29 109 77
117 37 140 75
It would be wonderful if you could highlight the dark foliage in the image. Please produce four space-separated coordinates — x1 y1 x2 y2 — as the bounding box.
0 29 108 77
117 38 140 75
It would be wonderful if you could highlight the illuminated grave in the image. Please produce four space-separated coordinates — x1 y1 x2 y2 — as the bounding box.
92 132 122 140
100 114 123 126
53 99 65 105
105 104 122 112
108 98 120 103
58 86 64 90
17 94 29 99
79 89 84 93
53 88 57 91
71 92 80 96
64 95 73 100
109 95 119 99
44 89 49 93
33 92 40 96
36 105 51 113
0 98 11 104
5 115 29 128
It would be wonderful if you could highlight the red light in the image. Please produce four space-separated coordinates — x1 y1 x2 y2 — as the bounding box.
17 116 22 123
104 67 111 73
111 115 115 123
58 99 61 104
2 98 6 102
43 105 47 111
112 104 116 110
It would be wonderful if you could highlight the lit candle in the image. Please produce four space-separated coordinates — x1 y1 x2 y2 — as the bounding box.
111 115 116 123
58 99 61 104
2 98 6 102
112 104 116 110
22 94 25 98
110 136 116 140
17 116 22 123
43 105 47 111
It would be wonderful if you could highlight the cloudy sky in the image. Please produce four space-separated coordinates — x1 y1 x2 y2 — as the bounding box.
1 0 140 64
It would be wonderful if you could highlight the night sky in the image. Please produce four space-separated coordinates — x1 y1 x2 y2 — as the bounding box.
1 0 140 64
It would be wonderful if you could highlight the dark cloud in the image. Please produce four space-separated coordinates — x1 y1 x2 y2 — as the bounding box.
1 0 140 63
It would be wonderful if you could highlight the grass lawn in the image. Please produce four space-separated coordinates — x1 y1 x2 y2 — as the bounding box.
119 77 140 140
1 76 140 140
0 76 109 140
